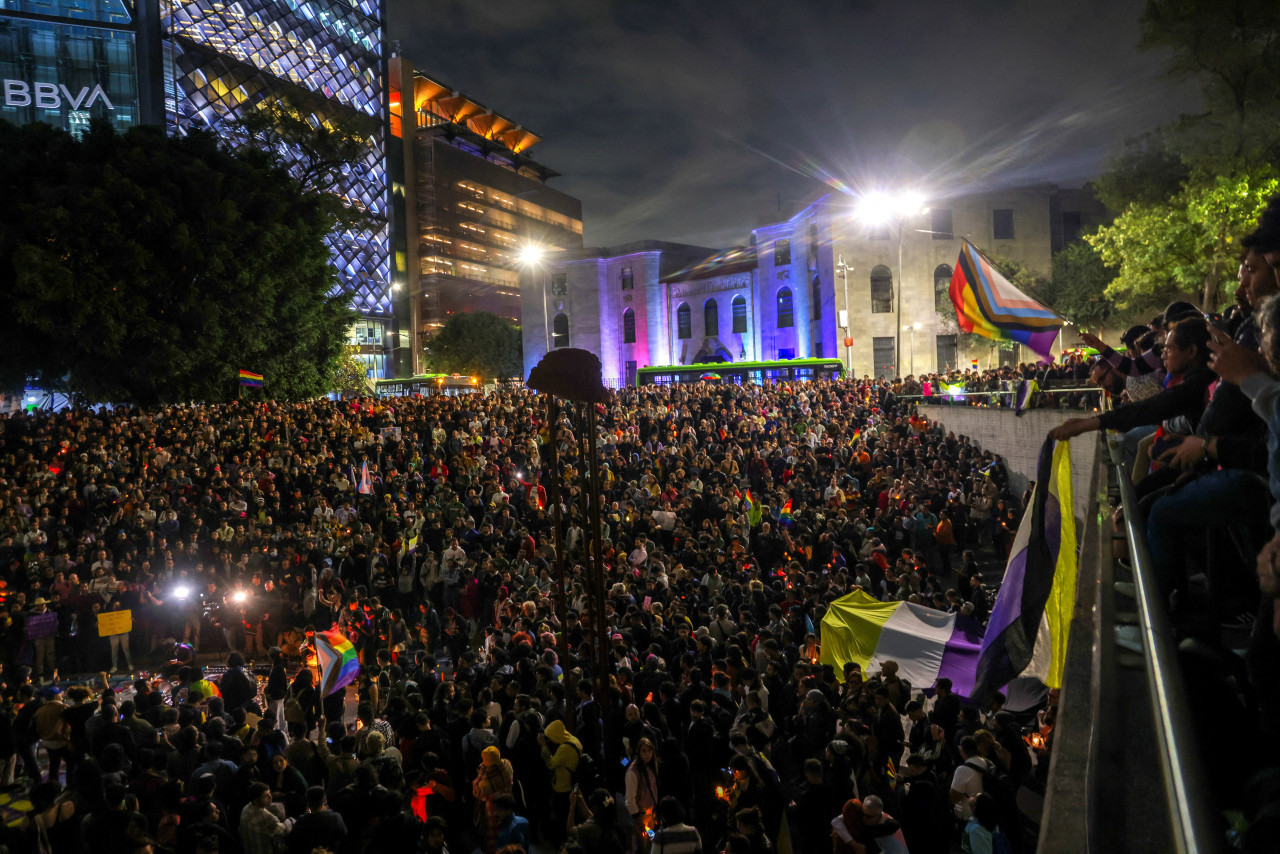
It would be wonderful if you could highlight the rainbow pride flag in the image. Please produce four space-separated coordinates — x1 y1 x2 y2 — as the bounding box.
849 428 861 446
239 369 264 388
743 490 755 514
315 629 360 696
779 498 793 525
950 240 1061 360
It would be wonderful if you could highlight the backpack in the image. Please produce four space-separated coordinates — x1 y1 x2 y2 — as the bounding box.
966 759 1019 837
370 753 404 791
283 688 305 724
568 742 600 793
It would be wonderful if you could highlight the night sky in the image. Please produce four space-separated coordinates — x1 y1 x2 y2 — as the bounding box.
389 0 1200 249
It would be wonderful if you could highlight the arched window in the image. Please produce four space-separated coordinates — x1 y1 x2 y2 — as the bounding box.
934 264 954 313
623 308 635 344
704 298 719 337
552 313 569 348
811 273 822 320
777 287 794 328
870 265 893 313
732 295 747 333
676 303 691 339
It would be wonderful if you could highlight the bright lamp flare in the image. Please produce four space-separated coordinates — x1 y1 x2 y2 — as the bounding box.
173 586 190 599
232 590 248 603
518 244 545 265
855 190 927 224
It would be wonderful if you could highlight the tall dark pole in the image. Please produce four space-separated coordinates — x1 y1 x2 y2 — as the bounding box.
546 395 570 678
585 405 611 694
525 349 611 713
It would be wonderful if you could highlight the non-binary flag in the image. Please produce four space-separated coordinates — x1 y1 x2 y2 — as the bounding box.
819 588 984 695
314 629 361 696
1015 379 1040 416
971 437 1077 703
950 240 1062 360
239 369 264 388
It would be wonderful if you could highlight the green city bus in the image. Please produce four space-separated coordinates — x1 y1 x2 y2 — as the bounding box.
374 374 483 397
635 358 845 387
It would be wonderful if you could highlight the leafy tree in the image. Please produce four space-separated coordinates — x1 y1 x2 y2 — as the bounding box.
236 96 377 201
423 311 523 381
1087 166 1279 309
0 120 354 404
333 346 374 396
1043 241 1117 329
1139 0 1280 164
1094 130 1192 212
1086 1 1280 311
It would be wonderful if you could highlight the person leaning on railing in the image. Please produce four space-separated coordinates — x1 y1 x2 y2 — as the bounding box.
1048 318 1216 446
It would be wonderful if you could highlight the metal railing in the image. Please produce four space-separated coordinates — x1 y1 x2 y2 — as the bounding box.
1107 438 1219 854
904 385 1105 411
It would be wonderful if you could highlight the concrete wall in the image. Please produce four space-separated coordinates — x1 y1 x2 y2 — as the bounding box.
921 403 1098 521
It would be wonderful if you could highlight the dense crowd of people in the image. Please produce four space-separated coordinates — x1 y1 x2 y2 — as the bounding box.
5 191 1280 854
0 362 1042 854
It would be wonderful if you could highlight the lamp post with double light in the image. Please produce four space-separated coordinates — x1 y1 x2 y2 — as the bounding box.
855 191 928 381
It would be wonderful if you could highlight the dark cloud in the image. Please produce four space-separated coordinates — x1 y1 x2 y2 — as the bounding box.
390 0 1199 247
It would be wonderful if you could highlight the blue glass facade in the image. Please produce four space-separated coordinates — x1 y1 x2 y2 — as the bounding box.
161 0 392 326
0 0 139 134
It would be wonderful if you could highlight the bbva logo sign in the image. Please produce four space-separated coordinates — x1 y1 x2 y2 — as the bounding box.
4 80 115 110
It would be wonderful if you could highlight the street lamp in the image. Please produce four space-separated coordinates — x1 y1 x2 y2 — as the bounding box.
516 243 553 353
856 190 928 381
517 244 546 266
903 324 918 376
836 255 853 374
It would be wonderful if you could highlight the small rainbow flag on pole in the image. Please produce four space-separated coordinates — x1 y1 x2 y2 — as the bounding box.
950 240 1062 360
239 369 264 388
743 490 755 514
849 428 862 446
971 358 979 370
780 498 794 526
315 629 360 696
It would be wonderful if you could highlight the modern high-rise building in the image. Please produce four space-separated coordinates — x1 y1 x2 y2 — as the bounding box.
1 0 152 132
388 53 582 376
2 0 394 377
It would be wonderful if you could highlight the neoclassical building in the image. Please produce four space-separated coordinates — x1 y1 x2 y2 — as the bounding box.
521 186 1104 384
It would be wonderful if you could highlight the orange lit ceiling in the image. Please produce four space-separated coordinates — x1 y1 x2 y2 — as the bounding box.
411 73 543 154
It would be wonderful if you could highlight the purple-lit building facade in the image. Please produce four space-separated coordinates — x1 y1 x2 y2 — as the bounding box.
523 188 1106 384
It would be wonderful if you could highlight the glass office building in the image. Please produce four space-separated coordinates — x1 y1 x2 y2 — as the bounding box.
162 0 393 372
2 0 394 377
0 0 140 133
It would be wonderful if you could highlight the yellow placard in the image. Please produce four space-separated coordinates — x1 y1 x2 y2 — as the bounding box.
97 609 132 636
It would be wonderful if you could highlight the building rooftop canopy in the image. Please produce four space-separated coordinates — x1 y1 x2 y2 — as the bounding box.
411 70 542 155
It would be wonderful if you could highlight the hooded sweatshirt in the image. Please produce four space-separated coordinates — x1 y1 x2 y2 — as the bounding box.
540 719 582 793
